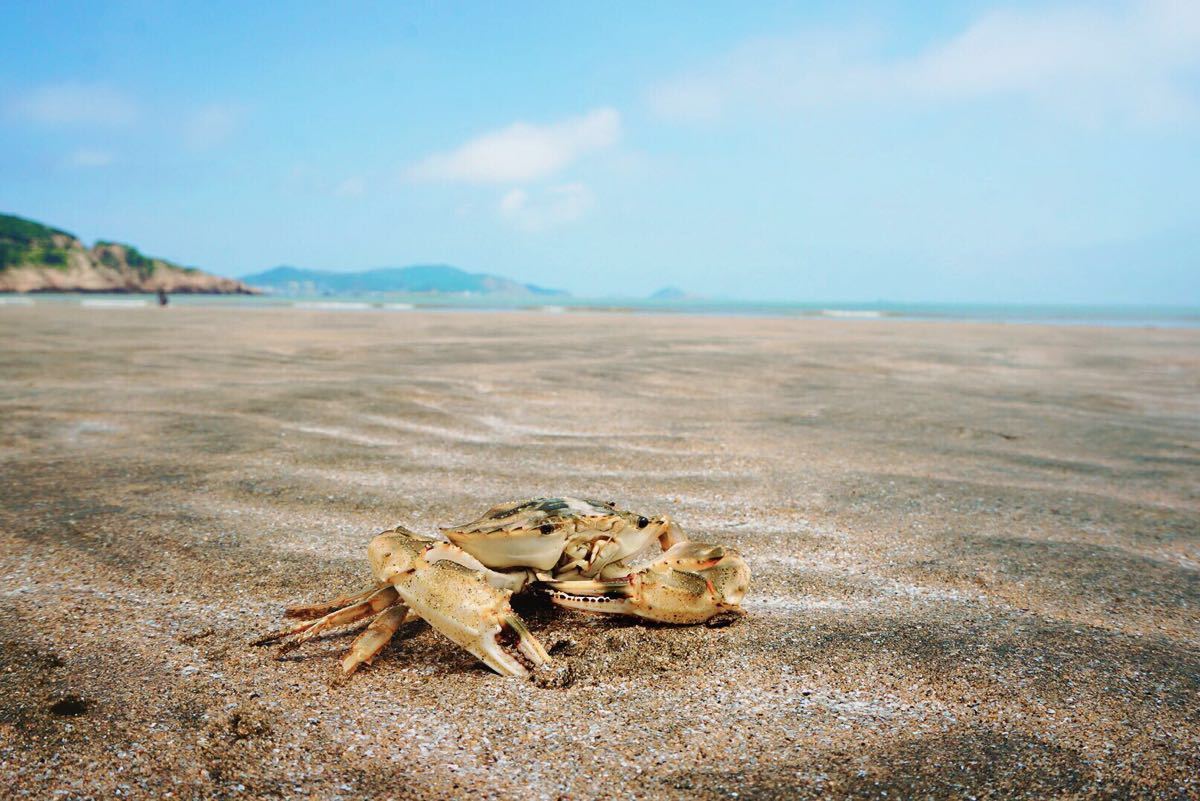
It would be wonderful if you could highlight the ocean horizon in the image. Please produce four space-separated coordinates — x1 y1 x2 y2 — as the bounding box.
2 291 1198 328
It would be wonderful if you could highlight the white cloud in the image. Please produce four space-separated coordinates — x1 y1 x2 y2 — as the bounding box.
182 103 242 150
7 82 139 127
647 0 1200 125
498 183 594 231
61 148 115 169
411 108 621 183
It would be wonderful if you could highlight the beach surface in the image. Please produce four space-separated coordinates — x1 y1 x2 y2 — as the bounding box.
1 306 1197 799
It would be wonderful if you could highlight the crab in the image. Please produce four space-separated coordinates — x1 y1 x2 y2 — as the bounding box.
255 497 750 678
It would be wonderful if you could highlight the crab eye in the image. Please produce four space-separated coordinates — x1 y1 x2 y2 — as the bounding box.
637 516 649 529
538 523 555 535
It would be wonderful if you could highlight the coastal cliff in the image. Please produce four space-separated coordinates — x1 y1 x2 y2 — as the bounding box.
0 213 257 294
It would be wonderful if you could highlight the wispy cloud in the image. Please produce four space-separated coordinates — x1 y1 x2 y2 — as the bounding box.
8 84 247 154
647 0 1200 125
498 183 594 231
61 148 115 169
411 108 621 183
182 103 243 150
334 176 367 197
7 82 139 128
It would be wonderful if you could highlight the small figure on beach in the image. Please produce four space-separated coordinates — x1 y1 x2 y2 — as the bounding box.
157 288 169 307
256 497 750 678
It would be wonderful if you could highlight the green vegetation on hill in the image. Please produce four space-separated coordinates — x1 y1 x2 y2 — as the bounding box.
0 213 72 242
97 241 157 276
0 213 75 270
126 247 155 275
0 210 254 293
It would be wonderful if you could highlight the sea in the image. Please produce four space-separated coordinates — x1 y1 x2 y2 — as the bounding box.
2 292 1198 328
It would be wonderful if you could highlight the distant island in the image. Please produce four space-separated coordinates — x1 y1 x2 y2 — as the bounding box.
242 265 567 297
0 213 257 294
649 286 700 301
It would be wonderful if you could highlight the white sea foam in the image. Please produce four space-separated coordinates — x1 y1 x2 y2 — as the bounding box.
0 296 34 306
81 299 148 308
819 309 883 318
293 301 373 310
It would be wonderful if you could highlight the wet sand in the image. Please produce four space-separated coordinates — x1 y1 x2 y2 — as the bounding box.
1 306 1197 799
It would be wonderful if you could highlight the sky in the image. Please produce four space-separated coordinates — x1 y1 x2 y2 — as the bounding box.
1 0 1198 303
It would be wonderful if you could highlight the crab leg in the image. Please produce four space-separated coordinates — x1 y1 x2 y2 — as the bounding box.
284 582 391 620
368 528 551 677
253 585 400 648
340 604 411 674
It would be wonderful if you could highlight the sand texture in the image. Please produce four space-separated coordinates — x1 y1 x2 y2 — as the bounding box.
1 306 1197 799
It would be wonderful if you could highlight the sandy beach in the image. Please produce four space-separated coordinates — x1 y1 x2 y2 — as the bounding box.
0 305 1196 799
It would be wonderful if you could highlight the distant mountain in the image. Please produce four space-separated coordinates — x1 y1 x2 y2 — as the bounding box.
0 213 256 294
242 264 567 297
649 286 698 301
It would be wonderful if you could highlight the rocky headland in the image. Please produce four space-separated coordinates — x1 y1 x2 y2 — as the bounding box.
0 213 256 294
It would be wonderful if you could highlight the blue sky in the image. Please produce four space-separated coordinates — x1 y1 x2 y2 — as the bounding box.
1 0 1198 303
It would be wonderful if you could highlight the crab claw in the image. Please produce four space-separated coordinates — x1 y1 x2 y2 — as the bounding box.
541 541 750 624
368 529 551 678
403 561 550 677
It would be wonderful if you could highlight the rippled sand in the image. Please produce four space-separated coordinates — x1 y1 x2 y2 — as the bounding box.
1 306 1197 799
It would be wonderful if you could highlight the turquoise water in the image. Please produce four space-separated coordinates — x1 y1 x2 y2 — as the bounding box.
4 292 1199 327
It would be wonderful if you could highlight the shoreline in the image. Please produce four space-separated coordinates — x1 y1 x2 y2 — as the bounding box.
3 291 1198 328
